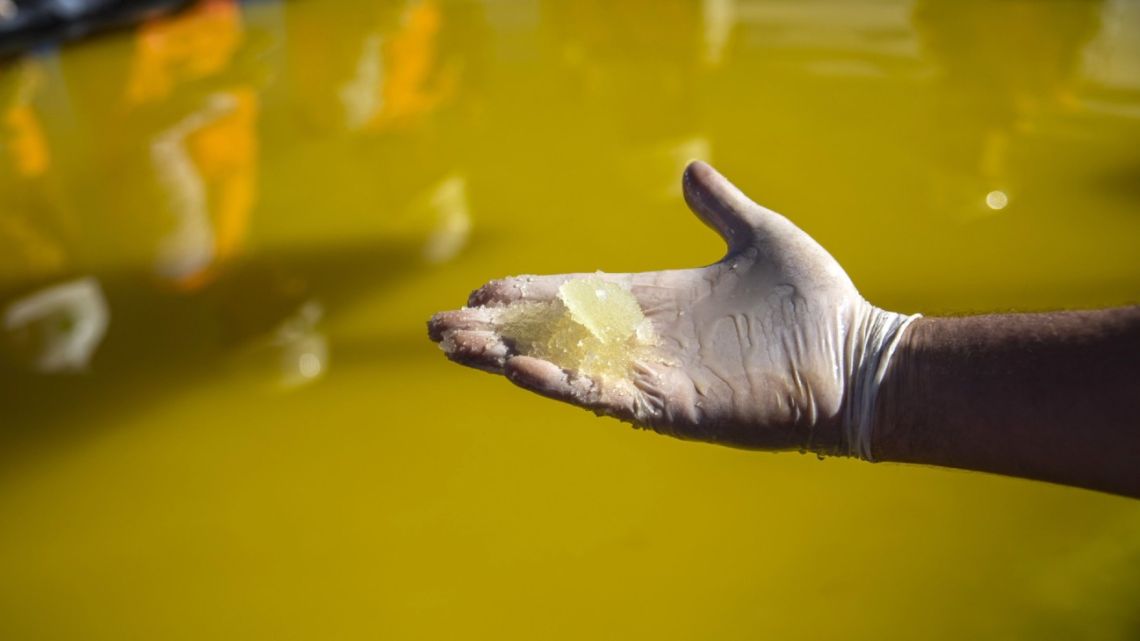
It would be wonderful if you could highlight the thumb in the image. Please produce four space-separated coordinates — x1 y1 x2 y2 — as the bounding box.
682 160 791 256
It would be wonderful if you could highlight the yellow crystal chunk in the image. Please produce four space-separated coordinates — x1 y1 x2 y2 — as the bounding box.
498 276 656 381
558 277 645 343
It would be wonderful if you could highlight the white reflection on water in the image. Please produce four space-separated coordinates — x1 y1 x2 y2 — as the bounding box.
985 189 1008 210
423 173 471 264
152 93 239 282
702 0 736 66
298 351 322 379
274 300 327 388
339 33 384 130
3 276 109 373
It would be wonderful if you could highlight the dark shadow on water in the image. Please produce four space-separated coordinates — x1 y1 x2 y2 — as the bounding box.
0 230 498 481
1087 158 1140 205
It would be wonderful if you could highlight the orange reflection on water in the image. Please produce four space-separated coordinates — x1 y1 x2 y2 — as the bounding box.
122 0 257 289
171 87 258 290
367 0 459 132
3 63 49 178
125 0 244 106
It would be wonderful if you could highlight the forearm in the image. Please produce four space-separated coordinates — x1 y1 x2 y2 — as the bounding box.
873 307 1140 497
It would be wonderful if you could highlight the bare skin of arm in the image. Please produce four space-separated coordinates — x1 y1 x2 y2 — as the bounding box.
430 161 1139 499
873 309 1140 497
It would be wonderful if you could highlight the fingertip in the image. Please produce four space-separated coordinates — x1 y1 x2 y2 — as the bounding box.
428 307 498 343
682 159 716 187
681 161 754 252
681 162 797 256
439 329 510 373
681 159 726 205
427 312 446 342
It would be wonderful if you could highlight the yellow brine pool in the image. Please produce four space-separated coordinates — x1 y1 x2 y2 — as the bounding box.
0 1 1138 639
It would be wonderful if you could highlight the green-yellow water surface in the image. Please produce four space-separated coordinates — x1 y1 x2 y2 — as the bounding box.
1 0 1139 639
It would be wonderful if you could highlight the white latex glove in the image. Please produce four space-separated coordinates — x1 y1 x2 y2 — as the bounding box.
429 161 918 458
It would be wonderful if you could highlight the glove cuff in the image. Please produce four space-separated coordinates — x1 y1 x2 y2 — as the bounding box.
844 307 922 460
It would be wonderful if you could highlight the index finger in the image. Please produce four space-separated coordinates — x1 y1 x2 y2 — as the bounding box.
467 272 634 307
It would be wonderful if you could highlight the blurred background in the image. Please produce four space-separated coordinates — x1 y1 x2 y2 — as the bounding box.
1 0 1138 638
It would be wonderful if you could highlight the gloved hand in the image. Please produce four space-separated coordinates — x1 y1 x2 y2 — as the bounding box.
429 161 919 458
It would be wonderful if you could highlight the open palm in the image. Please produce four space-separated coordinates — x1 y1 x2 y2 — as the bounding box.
429 162 914 455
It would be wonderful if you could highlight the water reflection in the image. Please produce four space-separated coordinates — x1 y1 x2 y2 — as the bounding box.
0 55 70 286
121 0 257 286
284 0 483 134
541 0 715 199
277 0 483 256
420 172 470 263
0 0 491 468
914 0 1105 217
4 276 108 372
149 90 256 284
241 298 328 389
